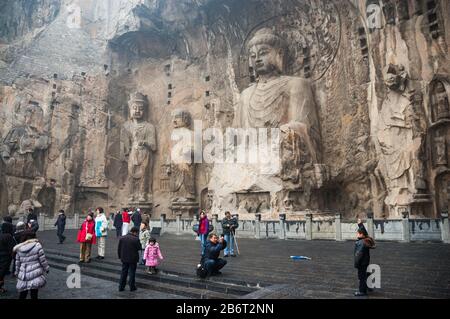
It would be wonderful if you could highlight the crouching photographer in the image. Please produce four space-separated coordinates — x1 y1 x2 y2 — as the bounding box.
201 233 227 277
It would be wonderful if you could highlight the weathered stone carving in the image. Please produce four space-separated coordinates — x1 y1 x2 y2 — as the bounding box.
167 108 198 216
235 28 322 165
430 80 450 123
167 109 196 201
0 100 49 178
121 92 156 205
209 28 327 217
60 156 75 213
375 64 429 216
433 130 447 167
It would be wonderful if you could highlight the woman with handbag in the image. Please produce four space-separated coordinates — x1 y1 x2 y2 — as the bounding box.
77 212 96 263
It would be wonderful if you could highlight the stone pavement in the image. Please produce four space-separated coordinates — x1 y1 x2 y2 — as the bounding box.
1 229 449 299
0 266 183 299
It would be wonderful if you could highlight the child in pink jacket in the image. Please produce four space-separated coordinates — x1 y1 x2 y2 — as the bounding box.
143 237 164 274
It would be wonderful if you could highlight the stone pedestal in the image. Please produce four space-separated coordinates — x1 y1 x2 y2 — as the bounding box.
279 214 286 240
170 201 199 218
401 210 410 242
255 213 261 239
160 214 166 235
176 213 182 235
441 212 449 244
305 213 313 240
367 211 375 239
335 213 342 241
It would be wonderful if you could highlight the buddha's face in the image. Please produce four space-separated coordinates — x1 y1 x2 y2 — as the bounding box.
130 102 145 120
173 114 184 128
23 104 43 129
384 65 406 92
249 43 283 76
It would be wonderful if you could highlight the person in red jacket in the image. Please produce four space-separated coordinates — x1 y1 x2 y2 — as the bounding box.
198 211 210 256
121 208 132 236
77 212 96 263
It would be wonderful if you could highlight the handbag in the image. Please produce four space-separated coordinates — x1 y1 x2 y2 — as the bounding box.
85 223 93 241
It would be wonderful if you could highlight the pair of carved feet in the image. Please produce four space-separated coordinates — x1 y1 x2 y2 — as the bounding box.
128 195 147 203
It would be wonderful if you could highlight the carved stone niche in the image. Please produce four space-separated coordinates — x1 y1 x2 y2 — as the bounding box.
396 0 410 22
285 190 321 211
432 128 448 168
383 1 397 25
235 191 270 214
430 78 450 124
435 173 450 216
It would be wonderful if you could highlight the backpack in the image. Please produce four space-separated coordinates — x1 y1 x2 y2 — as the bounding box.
196 263 208 279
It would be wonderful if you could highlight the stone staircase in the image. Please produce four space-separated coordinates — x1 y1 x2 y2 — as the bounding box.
44 248 261 299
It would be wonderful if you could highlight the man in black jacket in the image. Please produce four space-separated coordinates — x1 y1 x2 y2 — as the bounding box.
117 226 142 292
2 216 15 234
54 210 66 244
26 208 38 224
113 211 123 238
0 222 15 293
221 212 239 257
131 208 142 229
202 233 227 276
354 220 376 297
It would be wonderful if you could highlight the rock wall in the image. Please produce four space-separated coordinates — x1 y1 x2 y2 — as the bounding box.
0 0 449 220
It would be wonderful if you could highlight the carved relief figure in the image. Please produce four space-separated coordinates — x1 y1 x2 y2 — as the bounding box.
431 80 450 122
208 28 326 216
61 157 75 212
434 130 448 167
122 92 156 204
0 100 49 178
376 64 427 215
167 109 196 202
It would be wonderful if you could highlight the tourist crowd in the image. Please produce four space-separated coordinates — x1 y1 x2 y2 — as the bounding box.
1 206 376 298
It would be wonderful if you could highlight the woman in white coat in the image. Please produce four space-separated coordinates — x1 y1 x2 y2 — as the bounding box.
95 207 108 259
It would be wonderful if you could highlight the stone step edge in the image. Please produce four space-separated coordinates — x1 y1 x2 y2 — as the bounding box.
48 260 234 299
46 255 253 296
44 248 267 289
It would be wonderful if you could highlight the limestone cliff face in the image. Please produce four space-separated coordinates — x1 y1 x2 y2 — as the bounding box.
0 0 449 220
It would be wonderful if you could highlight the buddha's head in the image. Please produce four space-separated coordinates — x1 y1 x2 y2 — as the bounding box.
23 101 44 129
247 28 287 77
128 92 148 121
172 108 191 129
384 64 408 92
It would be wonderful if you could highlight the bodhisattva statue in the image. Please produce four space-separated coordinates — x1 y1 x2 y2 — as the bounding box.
0 101 49 178
376 64 427 216
122 92 156 204
234 28 322 166
167 109 196 202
